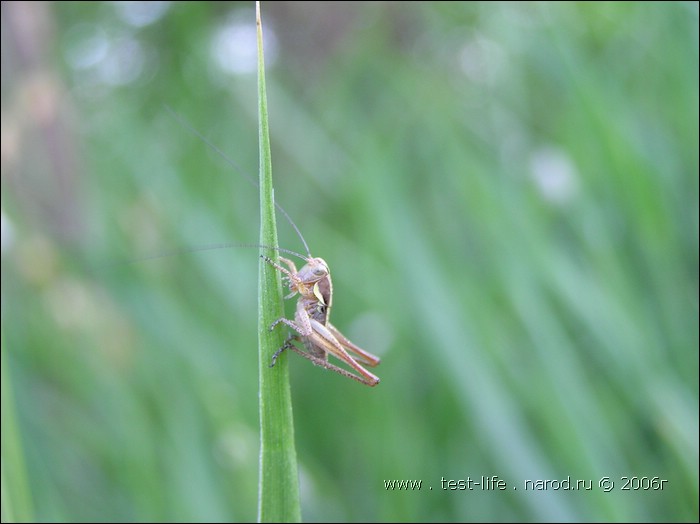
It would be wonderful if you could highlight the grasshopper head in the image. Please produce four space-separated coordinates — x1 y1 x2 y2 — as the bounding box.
297 257 329 284
294 257 332 308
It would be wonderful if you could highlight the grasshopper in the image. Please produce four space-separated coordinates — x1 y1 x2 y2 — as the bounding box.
168 108 381 386
264 253 381 387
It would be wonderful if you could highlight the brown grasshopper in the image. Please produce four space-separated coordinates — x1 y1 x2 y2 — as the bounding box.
167 108 381 386
263 253 381 387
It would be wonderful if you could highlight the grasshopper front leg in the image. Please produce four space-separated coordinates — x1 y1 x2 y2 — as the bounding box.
261 255 301 299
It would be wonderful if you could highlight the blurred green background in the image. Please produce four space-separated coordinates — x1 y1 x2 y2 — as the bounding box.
1 1 698 522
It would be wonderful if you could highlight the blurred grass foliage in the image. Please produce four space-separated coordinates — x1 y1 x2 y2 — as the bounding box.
1 1 697 522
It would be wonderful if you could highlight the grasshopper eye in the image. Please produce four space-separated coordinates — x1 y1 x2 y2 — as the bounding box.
312 266 327 277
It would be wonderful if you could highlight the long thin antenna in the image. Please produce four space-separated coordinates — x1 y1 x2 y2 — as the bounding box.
105 243 308 270
164 105 313 258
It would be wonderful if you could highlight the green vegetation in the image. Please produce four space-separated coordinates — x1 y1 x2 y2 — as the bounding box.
255 4 301 522
1 2 697 522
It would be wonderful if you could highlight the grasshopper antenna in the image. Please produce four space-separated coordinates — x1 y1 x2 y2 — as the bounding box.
101 243 309 271
164 105 313 258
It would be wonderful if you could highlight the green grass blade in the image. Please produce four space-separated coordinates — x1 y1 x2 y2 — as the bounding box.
255 2 301 522
1 328 34 523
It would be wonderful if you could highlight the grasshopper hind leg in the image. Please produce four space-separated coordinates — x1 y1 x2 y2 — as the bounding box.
269 335 298 368
269 336 379 387
268 334 328 368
